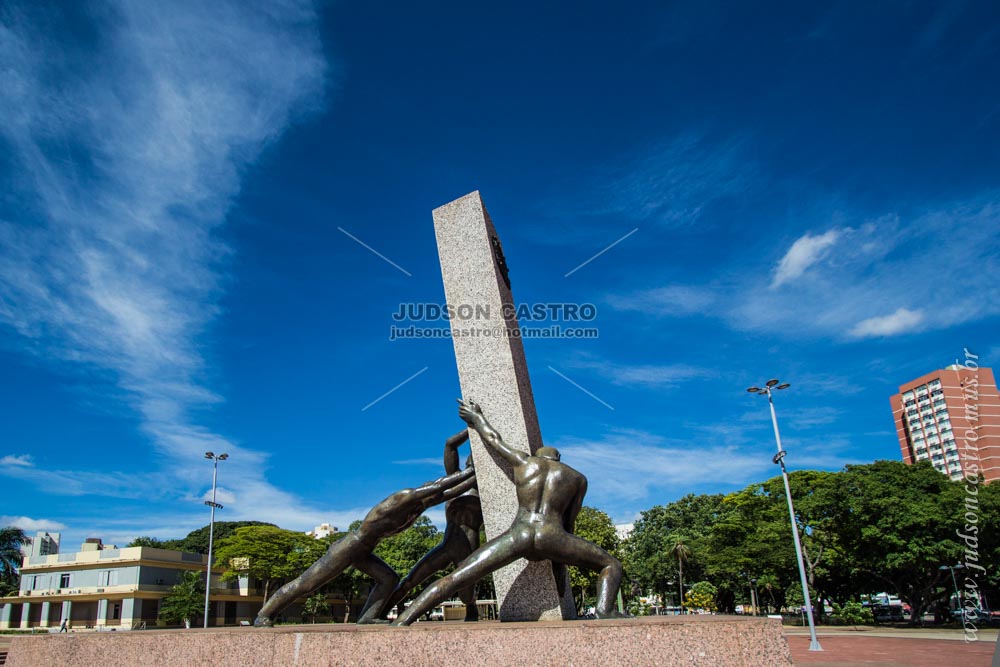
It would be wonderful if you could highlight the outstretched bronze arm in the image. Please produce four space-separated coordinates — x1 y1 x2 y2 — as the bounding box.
409 465 477 510
457 398 527 467
443 429 470 474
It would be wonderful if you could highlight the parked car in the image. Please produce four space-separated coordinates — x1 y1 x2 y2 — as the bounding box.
871 603 904 622
951 607 993 624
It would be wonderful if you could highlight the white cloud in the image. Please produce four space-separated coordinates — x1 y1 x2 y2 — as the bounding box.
607 198 1000 341
568 358 713 388
848 308 925 338
559 132 753 229
0 454 34 467
0 460 154 498
0 515 67 532
605 285 716 317
391 457 443 466
553 429 772 514
0 2 330 526
771 229 842 287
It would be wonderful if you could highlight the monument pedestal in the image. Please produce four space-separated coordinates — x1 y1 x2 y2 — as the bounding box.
8 616 793 666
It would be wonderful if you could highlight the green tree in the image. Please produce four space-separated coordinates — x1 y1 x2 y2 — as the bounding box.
164 521 278 554
214 525 325 603
0 527 28 589
303 592 330 623
126 536 167 548
158 570 204 628
704 470 845 618
684 581 717 612
373 516 441 576
623 495 724 609
567 507 619 611
826 461 967 625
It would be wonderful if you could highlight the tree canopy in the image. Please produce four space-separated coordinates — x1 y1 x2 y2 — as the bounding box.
568 506 619 610
620 460 1000 624
213 525 326 602
162 521 278 554
157 570 204 628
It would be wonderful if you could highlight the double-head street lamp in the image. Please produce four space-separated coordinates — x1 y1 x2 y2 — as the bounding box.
203 451 228 629
748 379 823 652
939 563 964 618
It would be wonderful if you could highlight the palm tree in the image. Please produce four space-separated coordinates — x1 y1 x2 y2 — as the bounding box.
671 536 691 614
756 574 779 614
0 527 28 587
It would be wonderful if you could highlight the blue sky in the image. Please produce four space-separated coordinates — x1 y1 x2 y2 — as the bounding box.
1 1 998 549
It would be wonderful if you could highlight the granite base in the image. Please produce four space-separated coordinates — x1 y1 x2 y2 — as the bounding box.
7 615 793 666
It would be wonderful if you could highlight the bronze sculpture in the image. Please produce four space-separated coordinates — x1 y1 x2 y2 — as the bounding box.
253 464 476 626
392 399 625 625
381 429 484 621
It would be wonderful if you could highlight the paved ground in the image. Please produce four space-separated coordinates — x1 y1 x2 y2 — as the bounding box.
785 628 998 666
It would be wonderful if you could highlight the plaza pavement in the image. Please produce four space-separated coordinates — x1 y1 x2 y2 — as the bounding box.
784 626 998 666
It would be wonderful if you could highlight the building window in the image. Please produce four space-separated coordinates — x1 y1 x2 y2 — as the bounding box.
60 574 71 588
98 570 120 587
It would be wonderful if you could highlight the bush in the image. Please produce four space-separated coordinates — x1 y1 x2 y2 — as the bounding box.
831 601 874 627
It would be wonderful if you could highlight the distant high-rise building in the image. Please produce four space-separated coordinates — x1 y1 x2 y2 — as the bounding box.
890 364 999 483
19 531 61 559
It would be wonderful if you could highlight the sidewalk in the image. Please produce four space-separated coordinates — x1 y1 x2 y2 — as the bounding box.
784 628 997 666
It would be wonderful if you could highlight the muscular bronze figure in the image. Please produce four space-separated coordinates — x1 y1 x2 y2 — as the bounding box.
381 429 484 621
392 399 625 626
254 464 476 627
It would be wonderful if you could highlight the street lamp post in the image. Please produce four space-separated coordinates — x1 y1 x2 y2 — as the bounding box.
939 563 964 620
748 379 823 652
203 451 228 629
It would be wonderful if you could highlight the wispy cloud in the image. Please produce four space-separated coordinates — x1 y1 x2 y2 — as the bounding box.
553 429 775 518
771 229 841 287
567 358 714 388
0 454 34 467
0 515 68 532
0 458 155 499
555 427 876 519
606 197 1000 340
602 133 752 227
0 2 328 525
848 307 925 338
606 285 716 318
392 457 443 466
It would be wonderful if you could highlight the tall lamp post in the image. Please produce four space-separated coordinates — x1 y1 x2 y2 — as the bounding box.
203 451 228 629
939 563 964 619
748 379 823 652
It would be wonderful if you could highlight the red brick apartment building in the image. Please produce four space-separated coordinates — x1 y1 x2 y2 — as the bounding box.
890 364 1000 483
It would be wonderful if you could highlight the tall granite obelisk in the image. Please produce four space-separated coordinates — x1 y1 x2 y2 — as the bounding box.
433 191 575 621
